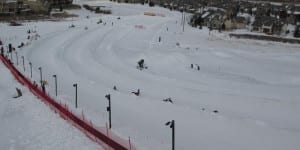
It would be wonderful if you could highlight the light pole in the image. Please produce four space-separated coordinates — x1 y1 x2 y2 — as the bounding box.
15 51 18 65
38 67 42 87
53 75 57 96
10 51 13 62
29 62 32 78
21 56 25 72
165 120 175 150
105 94 112 129
73 83 78 108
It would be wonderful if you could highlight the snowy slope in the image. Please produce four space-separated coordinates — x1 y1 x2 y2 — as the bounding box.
1 0 300 149
0 61 101 149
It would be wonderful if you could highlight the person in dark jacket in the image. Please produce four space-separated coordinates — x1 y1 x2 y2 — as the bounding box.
137 59 144 69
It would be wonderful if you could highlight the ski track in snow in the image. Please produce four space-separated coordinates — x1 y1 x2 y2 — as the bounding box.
1 1 300 150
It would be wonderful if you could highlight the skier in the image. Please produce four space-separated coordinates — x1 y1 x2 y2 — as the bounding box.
159 36 161 42
0 40 2 45
113 85 117 91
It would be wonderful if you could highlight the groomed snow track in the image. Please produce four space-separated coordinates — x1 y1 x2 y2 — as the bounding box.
0 54 134 150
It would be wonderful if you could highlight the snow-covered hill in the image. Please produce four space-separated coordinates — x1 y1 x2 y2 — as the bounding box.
1 1 300 149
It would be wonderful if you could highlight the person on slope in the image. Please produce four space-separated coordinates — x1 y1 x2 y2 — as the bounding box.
137 59 144 70
13 88 22 98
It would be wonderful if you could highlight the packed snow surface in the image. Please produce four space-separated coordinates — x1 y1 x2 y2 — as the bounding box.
1 0 300 150
0 59 101 150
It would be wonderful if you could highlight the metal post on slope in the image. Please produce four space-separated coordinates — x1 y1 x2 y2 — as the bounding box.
53 75 57 96
165 120 175 150
172 120 175 150
10 51 13 62
29 62 32 78
21 56 25 72
73 83 78 108
105 94 111 129
38 67 42 87
15 51 18 65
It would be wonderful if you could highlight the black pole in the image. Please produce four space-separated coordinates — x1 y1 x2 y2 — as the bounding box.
21 56 25 72
53 75 57 96
73 83 78 108
166 120 175 150
105 94 111 129
29 62 32 78
38 67 42 87
15 52 18 65
172 120 175 150
10 51 13 62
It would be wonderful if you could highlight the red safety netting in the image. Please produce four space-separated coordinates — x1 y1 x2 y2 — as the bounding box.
0 54 135 150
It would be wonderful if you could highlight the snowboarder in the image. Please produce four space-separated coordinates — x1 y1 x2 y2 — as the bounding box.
13 88 22 98
191 64 193 69
197 65 200 71
162 97 173 103
0 40 2 45
159 36 161 42
113 85 117 91
132 89 140 96
137 59 144 70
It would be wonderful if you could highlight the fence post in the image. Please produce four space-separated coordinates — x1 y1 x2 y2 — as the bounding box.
129 137 132 150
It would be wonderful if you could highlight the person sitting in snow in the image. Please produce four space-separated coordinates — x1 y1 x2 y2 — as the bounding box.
13 88 22 98
18 42 24 48
131 89 140 96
